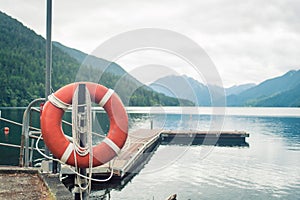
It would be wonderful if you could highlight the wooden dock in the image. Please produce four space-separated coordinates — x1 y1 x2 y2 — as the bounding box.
93 129 162 178
62 129 163 184
62 129 249 187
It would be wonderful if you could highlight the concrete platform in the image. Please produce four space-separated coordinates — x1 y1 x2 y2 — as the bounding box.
0 167 72 200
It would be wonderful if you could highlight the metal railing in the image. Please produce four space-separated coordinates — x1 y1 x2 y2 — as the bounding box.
0 98 106 168
19 98 45 167
0 98 48 167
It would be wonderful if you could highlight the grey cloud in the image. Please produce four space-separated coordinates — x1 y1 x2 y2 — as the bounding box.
0 0 299 86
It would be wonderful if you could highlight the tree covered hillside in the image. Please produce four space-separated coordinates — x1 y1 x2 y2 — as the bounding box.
0 11 193 107
0 11 79 106
226 70 300 107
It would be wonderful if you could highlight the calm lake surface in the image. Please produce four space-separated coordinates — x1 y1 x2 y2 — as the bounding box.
0 107 300 199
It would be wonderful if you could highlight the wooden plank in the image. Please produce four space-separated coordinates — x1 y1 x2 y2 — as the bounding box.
92 129 162 177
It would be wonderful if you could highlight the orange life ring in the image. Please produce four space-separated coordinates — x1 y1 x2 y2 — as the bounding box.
40 82 128 168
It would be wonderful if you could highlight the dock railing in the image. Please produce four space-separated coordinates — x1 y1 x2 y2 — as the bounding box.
0 98 70 168
19 98 45 167
0 98 107 168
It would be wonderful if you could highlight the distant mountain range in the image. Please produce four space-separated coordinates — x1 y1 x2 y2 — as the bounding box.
150 70 300 107
150 75 212 106
225 83 256 96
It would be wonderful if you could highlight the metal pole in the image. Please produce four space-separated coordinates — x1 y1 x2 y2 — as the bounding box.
45 0 58 173
75 84 87 200
46 0 52 99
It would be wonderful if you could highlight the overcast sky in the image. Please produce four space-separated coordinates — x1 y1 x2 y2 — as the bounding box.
1 0 300 87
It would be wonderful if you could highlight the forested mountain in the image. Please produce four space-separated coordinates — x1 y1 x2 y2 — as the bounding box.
250 83 300 107
226 70 300 107
150 75 211 106
0 11 193 107
54 40 193 107
150 70 300 107
53 42 127 77
150 75 255 106
0 11 79 106
225 83 256 96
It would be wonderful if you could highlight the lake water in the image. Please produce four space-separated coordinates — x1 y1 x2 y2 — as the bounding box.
0 107 300 199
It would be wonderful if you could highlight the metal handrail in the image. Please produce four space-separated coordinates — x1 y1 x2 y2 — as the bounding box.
0 142 45 152
19 98 45 167
0 107 44 167
1 99 106 168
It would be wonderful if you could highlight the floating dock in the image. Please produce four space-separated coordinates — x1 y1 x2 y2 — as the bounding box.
94 129 162 178
62 129 249 187
161 130 249 146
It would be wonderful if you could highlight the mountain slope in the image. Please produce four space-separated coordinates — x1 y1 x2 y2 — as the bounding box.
251 83 300 107
227 70 300 106
150 75 212 106
53 42 127 76
225 83 256 96
151 70 300 107
0 11 80 106
53 42 193 106
0 11 192 107
150 75 255 106
243 70 299 98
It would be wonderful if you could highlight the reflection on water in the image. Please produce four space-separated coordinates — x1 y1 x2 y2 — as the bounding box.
0 108 300 199
92 113 300 200
107 146 299 200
